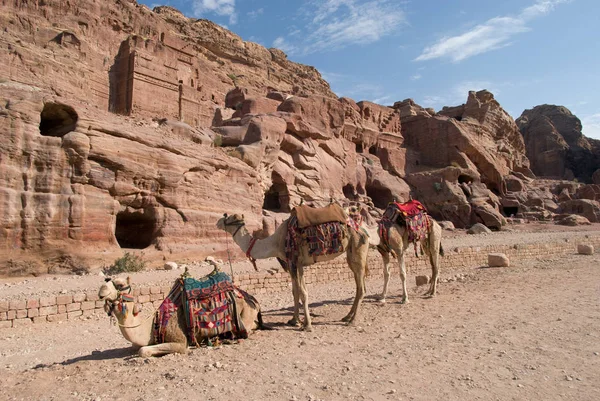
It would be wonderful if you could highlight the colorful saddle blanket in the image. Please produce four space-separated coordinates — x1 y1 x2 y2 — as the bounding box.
379 200 431 255
284 215 346 273
153 270 251 345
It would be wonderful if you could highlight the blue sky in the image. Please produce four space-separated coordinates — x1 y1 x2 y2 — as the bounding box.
142 0 600 138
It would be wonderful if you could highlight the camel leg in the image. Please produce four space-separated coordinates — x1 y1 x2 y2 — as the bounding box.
342 252 367 325
377 250 392 303
397 247 409 304
425 237 441 297
287 270 301 327
138 342 188 358
297 266 312 332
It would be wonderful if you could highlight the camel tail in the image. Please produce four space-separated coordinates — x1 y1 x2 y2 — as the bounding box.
439 243 445 257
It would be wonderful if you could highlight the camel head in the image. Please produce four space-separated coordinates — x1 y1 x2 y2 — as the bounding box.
98 276 134 317
216 213 246 236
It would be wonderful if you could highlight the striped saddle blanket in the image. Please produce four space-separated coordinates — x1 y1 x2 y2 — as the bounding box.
153 270 253 345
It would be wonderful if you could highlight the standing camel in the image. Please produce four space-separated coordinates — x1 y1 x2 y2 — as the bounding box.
98 276 263 357
216 212 369 331
376 215 444 304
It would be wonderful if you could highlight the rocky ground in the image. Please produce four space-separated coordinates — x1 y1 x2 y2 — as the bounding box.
1 225 599 400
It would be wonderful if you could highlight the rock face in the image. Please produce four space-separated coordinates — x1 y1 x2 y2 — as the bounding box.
516 105 600 182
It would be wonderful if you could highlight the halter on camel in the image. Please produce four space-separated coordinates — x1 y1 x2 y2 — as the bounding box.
222 213 259 272
103 278 155 329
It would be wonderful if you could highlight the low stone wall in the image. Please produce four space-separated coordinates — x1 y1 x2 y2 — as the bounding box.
1 236 598 329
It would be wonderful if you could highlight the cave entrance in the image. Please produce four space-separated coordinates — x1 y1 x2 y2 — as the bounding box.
115 208 157 249
263 173 290 213
39 102 78 137
458 174 473 184
368 145 377 155
365 184 393 209
355 143 363 153
343 184 358 200
502 206 519 217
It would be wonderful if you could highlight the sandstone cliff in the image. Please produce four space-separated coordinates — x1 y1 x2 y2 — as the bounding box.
516 105 600 182
0 0 539 276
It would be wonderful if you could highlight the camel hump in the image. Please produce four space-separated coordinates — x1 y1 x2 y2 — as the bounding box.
292 203 347 228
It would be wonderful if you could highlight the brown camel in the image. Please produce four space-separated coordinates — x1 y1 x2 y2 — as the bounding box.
98 276 263 357
375 217 444 304
216 213 369 331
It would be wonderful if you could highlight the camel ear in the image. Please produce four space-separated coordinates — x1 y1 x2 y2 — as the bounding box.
223 213 228 218
242 214 245 219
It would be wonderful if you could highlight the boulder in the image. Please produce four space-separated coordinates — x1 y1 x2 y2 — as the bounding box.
559 199 600 222
556 214 591 226
438 221 455 231
415 275 430 286
577 244 594 255
467 223 492 234
164 261 178 270
488 253 510 267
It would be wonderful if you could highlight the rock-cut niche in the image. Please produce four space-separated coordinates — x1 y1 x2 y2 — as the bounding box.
115 208 157 249
39 102 78 137
263 172 290 213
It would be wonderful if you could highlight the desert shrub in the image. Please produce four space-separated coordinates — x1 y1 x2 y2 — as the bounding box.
213 134 223 147
104 252 146 275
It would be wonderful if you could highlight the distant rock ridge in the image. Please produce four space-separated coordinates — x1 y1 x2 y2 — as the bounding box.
516 104 600 182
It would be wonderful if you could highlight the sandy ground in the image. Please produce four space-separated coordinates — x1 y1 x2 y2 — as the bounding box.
1 226 600 401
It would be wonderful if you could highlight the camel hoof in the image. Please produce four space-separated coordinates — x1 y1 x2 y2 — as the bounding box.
340 315 352 323
345 319 357 327
303 325 313 332
400 298 410 305
287 318 301 327
378 298 387 304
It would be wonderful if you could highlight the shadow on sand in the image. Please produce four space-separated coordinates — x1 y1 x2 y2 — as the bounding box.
33 346 136 369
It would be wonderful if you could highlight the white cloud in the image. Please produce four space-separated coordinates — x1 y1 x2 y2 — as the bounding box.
304 0 407 54
582 113 600 140
410 74 422 81
415 0 570 62
193 0 238 25
272 37 297 55
371 95 392 105
247 8 263 19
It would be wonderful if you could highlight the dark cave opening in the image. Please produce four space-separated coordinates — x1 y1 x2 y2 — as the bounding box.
39 102 78 137
503 206 519 217
365 185 393 209
263 173 290 213
115 208 157 249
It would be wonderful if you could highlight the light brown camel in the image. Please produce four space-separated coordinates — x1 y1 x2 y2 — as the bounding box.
98 276 263 357
216 213 369 331
373 217 444 304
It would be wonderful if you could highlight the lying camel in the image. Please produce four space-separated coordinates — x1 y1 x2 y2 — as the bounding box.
98 276 263 357
216 212 369 331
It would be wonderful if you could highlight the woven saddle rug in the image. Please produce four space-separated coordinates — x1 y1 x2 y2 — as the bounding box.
379 200 431 255
153 270 251 345
284 215 346 273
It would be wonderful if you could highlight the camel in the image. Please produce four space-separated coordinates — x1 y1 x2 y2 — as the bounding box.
216 212 369 331
346 203 444 304
371 217 443 304
98 275 263 357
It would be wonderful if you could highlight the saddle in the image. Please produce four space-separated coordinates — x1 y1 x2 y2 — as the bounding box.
153 269 254 345
291 203 347 229
379 199 430 256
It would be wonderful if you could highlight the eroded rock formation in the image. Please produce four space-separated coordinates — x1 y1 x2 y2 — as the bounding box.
516 105 600 182
0 0 588 276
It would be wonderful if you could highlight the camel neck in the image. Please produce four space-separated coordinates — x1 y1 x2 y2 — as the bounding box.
115 302 154 347
231 225 283 260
